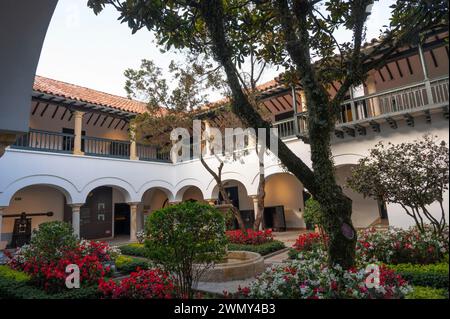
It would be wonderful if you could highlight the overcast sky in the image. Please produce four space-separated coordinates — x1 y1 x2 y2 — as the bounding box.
36 0 395 101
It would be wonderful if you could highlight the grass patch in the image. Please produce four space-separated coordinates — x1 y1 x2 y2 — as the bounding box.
228 240 285 256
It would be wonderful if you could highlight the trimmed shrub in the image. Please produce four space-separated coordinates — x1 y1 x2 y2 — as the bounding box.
115 255 150 274
228 240 285 256
0 265 30 282
118 243 147 257
387 262 449 289
406 286 448 299
0 269 99 299
26 221 78 262
303 198 325 232
145 201 227 298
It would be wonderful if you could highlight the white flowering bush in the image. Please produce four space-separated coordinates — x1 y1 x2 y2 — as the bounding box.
238 253 412 299
356 226 449 265
136 230 147 244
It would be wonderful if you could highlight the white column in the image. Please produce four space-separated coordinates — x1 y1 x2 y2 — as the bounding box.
204 120 212 156
129 203 139 242
71 204 82 238
129 121 139 160
73 111 84 155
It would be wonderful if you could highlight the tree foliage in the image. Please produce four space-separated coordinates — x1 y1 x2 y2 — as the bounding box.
348 135 449 235
87 0 448 268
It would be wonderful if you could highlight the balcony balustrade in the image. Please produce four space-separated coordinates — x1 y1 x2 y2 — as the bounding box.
11 129 170 162
273 76 449 139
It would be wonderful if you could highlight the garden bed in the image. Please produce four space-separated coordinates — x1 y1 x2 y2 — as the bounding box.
228 240 285 256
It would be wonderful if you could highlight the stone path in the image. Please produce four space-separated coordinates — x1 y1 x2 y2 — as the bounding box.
264 250 290 265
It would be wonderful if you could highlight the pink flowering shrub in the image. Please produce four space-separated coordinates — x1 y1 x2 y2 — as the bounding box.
356 226 449 265
99 269 178 299
226 229 273 245
237 256 411 299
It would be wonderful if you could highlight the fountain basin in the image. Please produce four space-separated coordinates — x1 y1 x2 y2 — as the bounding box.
199 251 265 282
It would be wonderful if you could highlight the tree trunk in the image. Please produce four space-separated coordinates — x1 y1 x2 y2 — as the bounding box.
254 147 266 230
199 155 246 231
200 0 356 267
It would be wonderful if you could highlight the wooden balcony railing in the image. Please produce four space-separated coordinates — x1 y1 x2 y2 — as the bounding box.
273 76 449 139
11 130 170 162
12 129 74 153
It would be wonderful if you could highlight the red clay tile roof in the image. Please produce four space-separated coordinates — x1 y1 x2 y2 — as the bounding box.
33 75 148 114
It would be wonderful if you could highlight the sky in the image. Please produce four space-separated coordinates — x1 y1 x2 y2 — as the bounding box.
36 0 396 101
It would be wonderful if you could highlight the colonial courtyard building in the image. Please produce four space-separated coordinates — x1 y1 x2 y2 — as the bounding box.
0 31 448 249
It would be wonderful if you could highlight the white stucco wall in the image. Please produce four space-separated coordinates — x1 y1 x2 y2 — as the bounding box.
1 185 64 241
0 112 448 233
264 173 305 229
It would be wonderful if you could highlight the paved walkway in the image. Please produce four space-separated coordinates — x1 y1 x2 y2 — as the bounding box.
272 229 309 247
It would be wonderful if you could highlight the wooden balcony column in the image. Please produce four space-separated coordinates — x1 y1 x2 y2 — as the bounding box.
418 43 434 105
73 111 84 155
291 86 299 135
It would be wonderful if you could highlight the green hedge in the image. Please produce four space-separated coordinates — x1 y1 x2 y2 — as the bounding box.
118 243 147 257
0 265 31 283
0 266 100 299
406 286 448 299
115 255 150 274
388 262 449 289
228 240 285 256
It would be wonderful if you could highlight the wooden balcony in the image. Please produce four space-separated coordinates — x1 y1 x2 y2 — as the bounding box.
11 129 170 162
273 76 449 140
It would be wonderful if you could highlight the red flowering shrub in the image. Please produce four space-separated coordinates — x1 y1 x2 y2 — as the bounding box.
7 240 117 293
292 232 327 252
225 229 273 245
99 269 177 299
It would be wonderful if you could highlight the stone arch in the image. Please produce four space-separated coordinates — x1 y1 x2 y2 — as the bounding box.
174 178 207 202
175 185 206 203
136 180 175 202
81 177 135 203
0 175 77 206
205 171 254 199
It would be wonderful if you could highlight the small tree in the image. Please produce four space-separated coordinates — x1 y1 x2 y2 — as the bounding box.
348 135 449 235
303 197 327 246
28 221 78 262
144 201 227 298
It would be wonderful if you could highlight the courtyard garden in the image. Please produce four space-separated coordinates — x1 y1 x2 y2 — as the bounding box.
0 200 448 299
